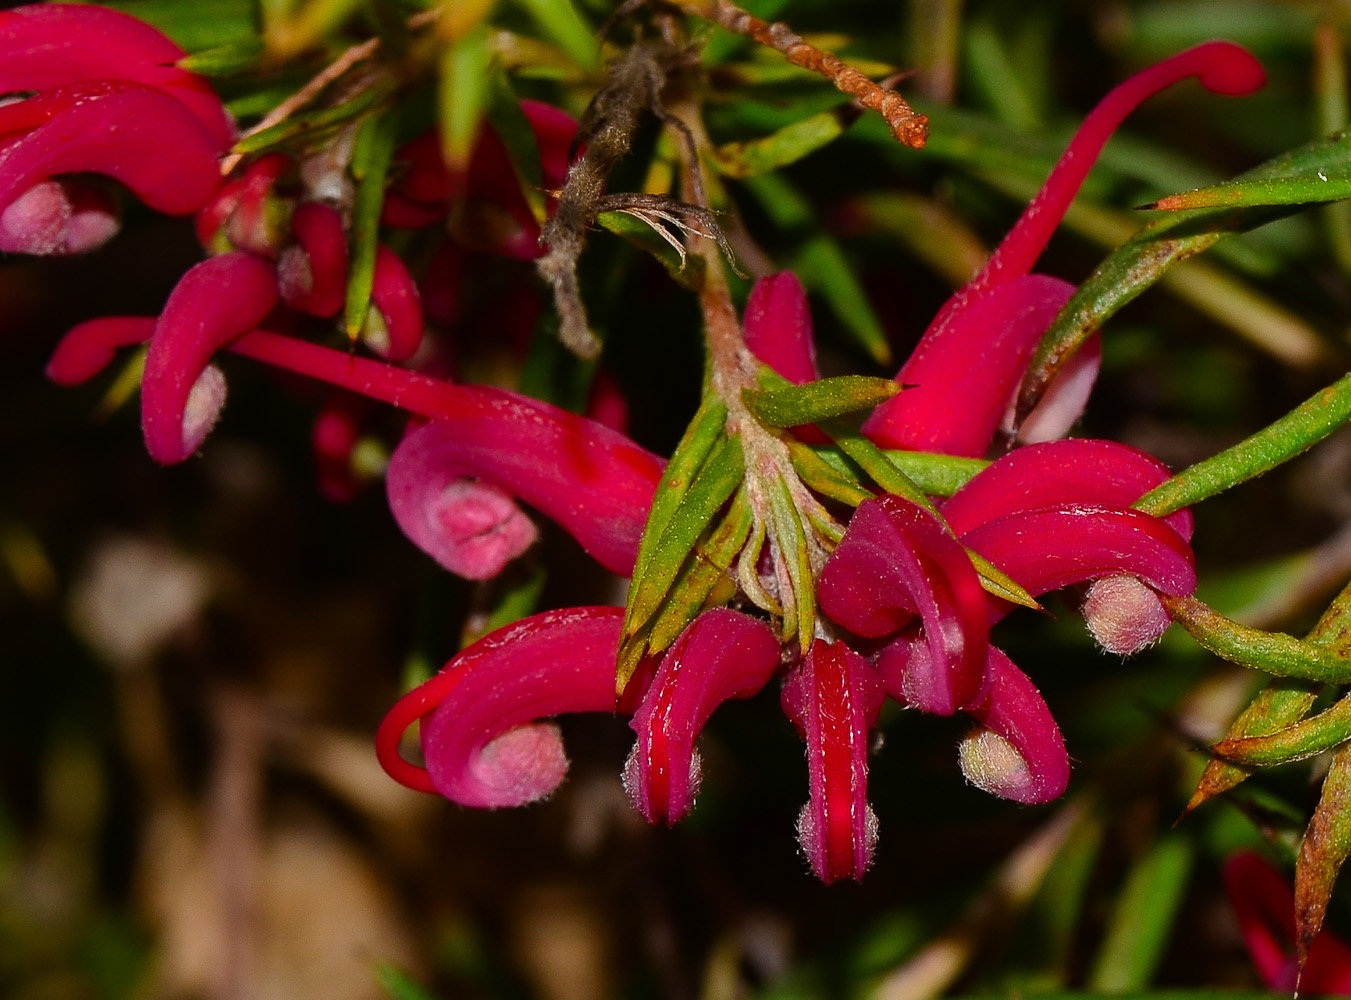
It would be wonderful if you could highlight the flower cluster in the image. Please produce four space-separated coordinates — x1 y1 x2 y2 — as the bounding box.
29 4 1260 883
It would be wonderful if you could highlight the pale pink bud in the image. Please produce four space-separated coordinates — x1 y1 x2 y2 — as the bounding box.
1081 575 1172 654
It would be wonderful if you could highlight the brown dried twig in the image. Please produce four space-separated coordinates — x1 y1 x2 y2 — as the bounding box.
681 0 929 149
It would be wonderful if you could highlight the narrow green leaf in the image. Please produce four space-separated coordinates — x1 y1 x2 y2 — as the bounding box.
791 234 893 367
1186 676 1321 814
1019 129 1351 420
1296 741 1351 967
818 419 1038 610
629 395 728 589
765 474 815 650
509 0 600 73
440 22 494 169
1135 370 1351 518
1212 692 1351 766
177 37 265 76
968 552 1041 611
343 108 399 338
485 68 546 223
743 375 902 428
1146 169 1351 212
619 431 745 691
786 441 875 508
713 109 850 178
820 417 937 512
645 489 753 654
231 82 390 155
1087 834 1193 992
883 450 987 497
1163 594 1351 683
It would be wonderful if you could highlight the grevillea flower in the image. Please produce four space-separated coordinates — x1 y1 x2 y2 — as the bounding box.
818 438 1196 806
1224 852 1351 993
39 30 1246 886
862 41 1265 456
0 5 233 250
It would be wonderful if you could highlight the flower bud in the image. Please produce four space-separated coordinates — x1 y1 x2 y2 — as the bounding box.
1082 574 1171 654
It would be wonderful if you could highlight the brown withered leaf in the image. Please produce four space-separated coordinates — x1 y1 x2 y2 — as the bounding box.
1295 741 1351 972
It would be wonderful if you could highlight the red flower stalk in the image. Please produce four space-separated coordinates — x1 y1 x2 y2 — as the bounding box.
863 41 1265 456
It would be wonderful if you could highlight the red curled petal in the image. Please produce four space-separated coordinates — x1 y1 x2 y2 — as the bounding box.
386 404 662 577
279 201 348 317
366 244 424 362
960 502 1196 602
624 610 780 824
141 252 279 464
941 438 1193 540
958 648 1069 804
0 82 224 218
410 606 625 807
46 315 154 385
781 639 884 883
743 272 819 386
973 41 1263 294
864 275 1075 454
818 496 989 714
0 3 235 148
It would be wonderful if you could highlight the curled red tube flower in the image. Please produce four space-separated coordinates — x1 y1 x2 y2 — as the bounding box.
141 252 279 464
624 609 781 824
0 80 225 221
864 42 1265 455
818 495 991 714
781 639 885 883
378 607 627 806
0 2 236 149
278 201 348 318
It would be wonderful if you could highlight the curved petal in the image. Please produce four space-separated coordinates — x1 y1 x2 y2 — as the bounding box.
365 244 424 362
971 42 1263 294
279 201 348 318
864 274 1075 453
386 402 663 577
818 495 990 714
46 315 154 385
781 639 884 883
864 42 1264 454
0 81 224 218
383 607 626 806
624 609 780 824
960 503 1196 603
958 648 1069 804
743 272 819 385
0 3 235 148
941 438 1193 540
141 252 279 463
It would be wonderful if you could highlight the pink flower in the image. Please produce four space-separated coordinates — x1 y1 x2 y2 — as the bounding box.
862 41 1265 456
0 5 233 252
818 439 1196 805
